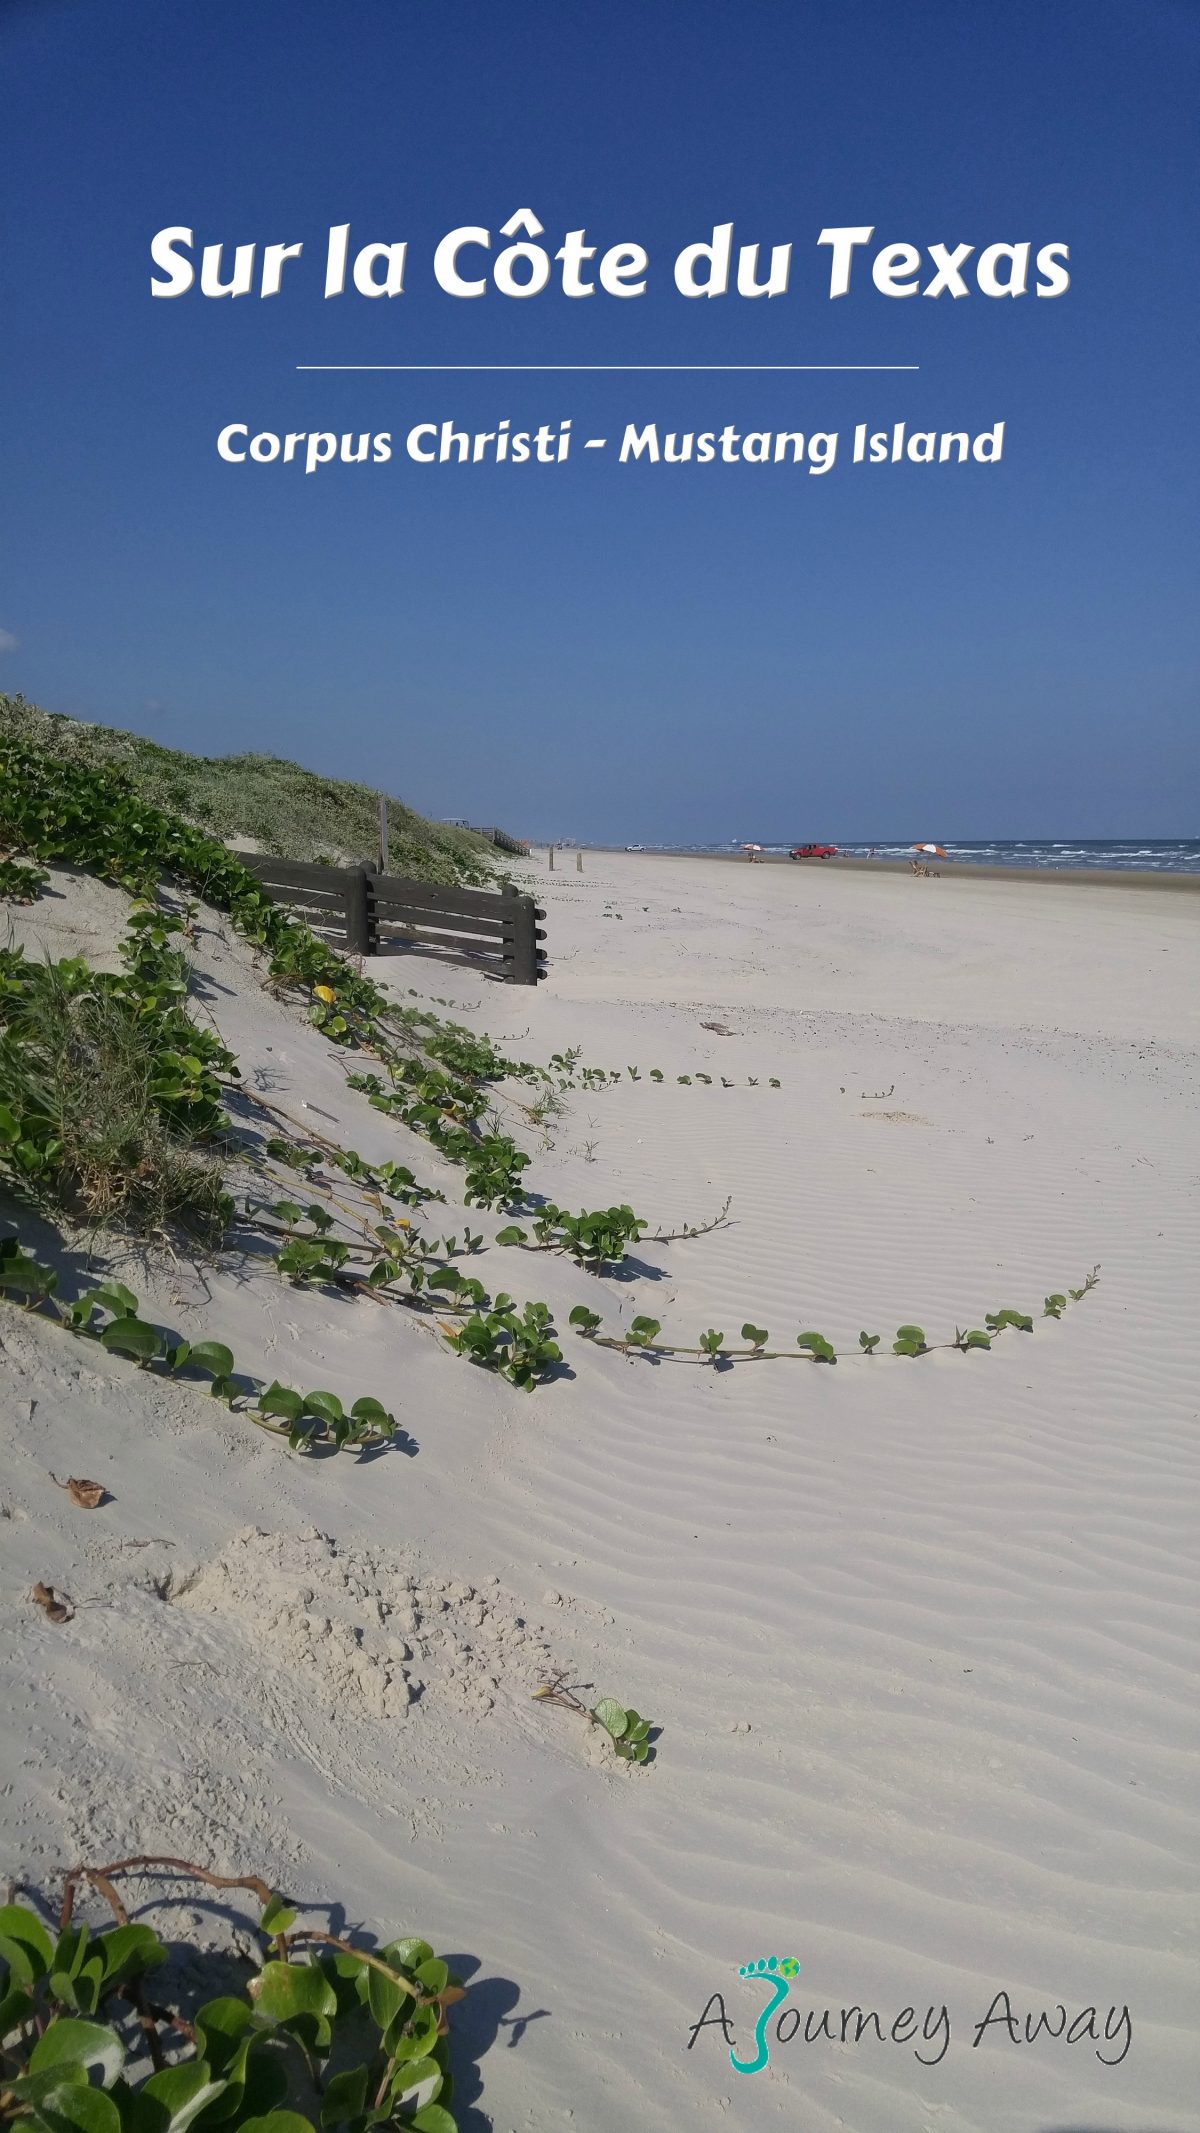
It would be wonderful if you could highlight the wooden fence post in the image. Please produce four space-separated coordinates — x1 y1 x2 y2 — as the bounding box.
504 882 541 985
379 796 389 874
576 848 582 872
548 845 555 870
347 866 374 957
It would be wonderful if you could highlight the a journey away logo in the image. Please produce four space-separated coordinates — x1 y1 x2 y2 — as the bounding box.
729 1958 802 2075
689 1959 1133 2077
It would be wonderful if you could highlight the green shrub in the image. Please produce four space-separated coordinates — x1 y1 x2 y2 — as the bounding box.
0 947 230 1241
0 1857 471 2133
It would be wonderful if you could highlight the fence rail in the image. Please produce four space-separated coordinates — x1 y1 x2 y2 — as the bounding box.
232 852 546 983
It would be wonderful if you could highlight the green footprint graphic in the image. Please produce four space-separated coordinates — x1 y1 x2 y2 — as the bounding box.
730 1955 800 2075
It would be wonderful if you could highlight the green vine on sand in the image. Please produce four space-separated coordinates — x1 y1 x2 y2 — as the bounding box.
0 1243 400 1452
532 1675 658 1764
564 1271 1101 1363
0 1857 470 2133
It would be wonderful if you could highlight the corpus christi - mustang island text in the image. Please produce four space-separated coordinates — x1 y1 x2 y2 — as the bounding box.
216 418 1006 473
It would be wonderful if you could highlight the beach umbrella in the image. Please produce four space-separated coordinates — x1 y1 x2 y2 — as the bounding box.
912 842 946 856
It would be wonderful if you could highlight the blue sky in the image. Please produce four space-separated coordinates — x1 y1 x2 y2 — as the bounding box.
2 0 1196 842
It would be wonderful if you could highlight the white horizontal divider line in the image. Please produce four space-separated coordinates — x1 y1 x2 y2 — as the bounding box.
294 363 920 373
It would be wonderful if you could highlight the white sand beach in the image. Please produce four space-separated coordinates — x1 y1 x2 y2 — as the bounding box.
2 850 1197 2132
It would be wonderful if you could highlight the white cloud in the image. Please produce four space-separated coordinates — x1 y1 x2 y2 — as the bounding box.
0 628 18 652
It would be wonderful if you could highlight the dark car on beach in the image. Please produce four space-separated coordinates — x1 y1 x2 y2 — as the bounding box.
790 843 838 859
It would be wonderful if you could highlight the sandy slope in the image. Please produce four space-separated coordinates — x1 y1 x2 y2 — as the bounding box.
2 854 1197 2132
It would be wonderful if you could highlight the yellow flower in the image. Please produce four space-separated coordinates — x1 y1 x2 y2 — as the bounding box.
314 984 336 1004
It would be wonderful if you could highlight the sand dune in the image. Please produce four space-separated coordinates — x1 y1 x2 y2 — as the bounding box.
2 852 1197 2130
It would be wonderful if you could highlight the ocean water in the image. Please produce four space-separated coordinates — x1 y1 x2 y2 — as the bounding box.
668 839 1200 875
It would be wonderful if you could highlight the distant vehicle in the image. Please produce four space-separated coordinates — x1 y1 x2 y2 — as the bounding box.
790 842 838 859
625 842 645 851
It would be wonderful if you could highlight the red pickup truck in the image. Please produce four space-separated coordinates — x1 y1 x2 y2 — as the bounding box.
790 843 838 859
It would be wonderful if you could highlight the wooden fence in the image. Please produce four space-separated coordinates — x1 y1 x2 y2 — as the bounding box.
467 825 531 857
441 822 531 856
232 853 546 983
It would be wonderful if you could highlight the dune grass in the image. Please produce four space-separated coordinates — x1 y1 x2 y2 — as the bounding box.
1 952 230 1241
0 694 499 884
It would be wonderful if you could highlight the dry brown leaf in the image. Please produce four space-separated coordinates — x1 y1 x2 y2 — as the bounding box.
31 1581 74 1624
50 1474 109 1509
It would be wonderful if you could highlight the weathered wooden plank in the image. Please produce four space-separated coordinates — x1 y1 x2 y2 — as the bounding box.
249 892 350 929
252 886 351 919
373 873 518 919
237 888 351 921
375 906 511 941
377 923 511 958
373 890 513 928
232 851 352 894
374 894 508 925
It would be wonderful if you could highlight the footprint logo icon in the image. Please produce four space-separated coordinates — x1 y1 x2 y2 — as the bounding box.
730 1955 800 2075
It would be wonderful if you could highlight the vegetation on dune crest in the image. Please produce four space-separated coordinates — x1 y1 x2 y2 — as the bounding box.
0 695 497 884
